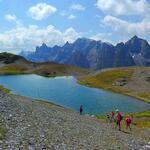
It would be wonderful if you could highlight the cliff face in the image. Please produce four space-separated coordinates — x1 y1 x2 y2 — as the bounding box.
21 36 150 69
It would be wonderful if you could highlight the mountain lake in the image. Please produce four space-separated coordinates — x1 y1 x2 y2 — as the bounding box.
0 74 149 115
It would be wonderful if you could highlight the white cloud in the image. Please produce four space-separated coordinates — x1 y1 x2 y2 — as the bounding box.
60 12 76 20
0 25 81 53
4 14 22 27
91 33 113 44
5 14 17 22
71 3 85 11
60 11 67 17
103 15 150 40
68 14 76 19
28 3 57 20
63 27 80 42
96 0 150 16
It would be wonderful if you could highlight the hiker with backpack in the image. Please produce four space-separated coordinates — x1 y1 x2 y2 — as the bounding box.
115 109 123 131
125 115 132 130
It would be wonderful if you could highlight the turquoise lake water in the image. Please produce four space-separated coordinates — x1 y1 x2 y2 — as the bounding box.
0 74 149 115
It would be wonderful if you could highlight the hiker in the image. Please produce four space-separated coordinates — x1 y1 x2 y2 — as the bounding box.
80 105 83 115
115 109 123 131
106 113 110 122
125 115 132 130
110 111 115 122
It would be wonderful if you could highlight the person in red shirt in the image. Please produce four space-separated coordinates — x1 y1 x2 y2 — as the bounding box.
125 115 132 130
115 109 122 131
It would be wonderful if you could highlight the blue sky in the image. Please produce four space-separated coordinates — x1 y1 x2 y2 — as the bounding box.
0 0 150 53
0 0 100 32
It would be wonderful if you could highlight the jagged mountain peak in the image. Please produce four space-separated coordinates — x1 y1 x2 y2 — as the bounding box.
74 37 94 44
53 45 60 49
131 35 139 40
41 43 48 47
65 41 70 45
63 41 71 47
102 41 114 47
116 42 125 47
20 36 150 69
126 35 142 44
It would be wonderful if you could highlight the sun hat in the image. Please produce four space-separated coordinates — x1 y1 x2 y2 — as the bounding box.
116 109 119 112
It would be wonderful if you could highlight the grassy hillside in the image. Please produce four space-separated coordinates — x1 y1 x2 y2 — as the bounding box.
0 53 89 77
0 63 89 77
32 63 89 77
0 64 27 75
78 67 150 103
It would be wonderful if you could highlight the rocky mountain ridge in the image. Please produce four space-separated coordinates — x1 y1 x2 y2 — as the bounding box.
20 36 150 69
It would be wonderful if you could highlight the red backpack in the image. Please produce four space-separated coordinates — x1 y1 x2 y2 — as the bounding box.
126 117 132 123
116 113 122 121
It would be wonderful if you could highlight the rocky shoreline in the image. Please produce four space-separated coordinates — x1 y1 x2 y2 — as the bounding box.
0 91 150 150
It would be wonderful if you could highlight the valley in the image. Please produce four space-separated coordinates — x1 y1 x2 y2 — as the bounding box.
0 52 150 149
1 0 150 149
0 52 150 103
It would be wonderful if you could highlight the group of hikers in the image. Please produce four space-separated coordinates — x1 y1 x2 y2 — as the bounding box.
106 109 132 131
79 105 132 131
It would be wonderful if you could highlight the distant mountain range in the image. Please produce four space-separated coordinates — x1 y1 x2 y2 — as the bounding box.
20 36 150 69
